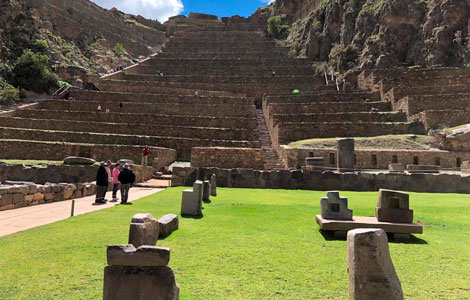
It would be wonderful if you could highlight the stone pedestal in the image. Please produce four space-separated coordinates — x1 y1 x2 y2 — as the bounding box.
181 180 203 216
320 191 353 220
203 180 211 202
129 214 159 248
348 229 404 300
337 138 355 172
376 189 413 223
210 174 217 197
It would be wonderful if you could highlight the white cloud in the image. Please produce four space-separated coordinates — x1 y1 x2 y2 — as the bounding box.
260 0 275 4
93 0 184 22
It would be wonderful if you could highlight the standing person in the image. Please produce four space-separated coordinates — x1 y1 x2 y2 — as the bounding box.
118 164 136 204
95 162 108 204
111 163 121 202
142 145 151 166
97 105 102 112
103 160 112 202
119 102 123 114
106 108 110 113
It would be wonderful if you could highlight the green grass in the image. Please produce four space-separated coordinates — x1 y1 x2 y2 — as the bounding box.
0 159 64 167
0 188 469 299
289 134 434 150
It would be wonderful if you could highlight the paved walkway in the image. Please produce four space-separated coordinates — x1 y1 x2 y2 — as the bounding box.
0 187 164 237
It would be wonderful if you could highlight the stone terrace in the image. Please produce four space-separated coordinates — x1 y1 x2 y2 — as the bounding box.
359 67 470 130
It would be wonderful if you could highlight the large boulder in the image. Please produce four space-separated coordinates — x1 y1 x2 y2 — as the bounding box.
63 157 95 166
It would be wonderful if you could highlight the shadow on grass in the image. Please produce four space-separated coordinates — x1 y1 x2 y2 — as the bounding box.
318 230 428 245
181 213 204 219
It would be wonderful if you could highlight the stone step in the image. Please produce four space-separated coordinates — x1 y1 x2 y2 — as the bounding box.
267 101 392 115
263 92 381 105
255 110 284 170
0 117 259 141
38 100 257 118
14 109 258 129
270 112 408 124
154 52 290 59
142 58 313 67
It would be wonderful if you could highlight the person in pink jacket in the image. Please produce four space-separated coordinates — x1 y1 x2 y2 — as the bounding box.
111 163 121 202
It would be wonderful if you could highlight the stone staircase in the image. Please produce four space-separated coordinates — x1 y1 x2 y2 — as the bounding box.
256 110 284 170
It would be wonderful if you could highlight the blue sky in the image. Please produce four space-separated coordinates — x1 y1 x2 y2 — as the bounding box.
93 0 272 23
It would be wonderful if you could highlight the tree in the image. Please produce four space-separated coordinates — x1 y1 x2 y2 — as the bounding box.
11 50 58 94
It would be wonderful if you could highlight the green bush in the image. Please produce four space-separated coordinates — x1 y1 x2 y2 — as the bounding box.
58 81 71 88
0 84 20 106
11 49 58 94
267 16 289 40
32 39 48 53
328 44 360 71
113 43 126 56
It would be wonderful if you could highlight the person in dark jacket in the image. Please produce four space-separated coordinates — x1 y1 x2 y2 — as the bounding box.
118 164 136 204
95 162 109 204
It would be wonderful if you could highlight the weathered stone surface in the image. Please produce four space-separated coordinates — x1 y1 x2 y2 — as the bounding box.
44 193 55 200
337 138 355 171
129 213 159 248
63 187 74 200
376 189 413 223
388 164 405 173
0 186 8 195
321 191 353 220
103 266 179 300
107 245 170 267
181 180 203 216
407 164 440 174
1 193 13 205
210 174 217 196
63 156 96 165
203 180 211 202
33 192 44 201
23 194 34 202
12 193 24 204
348 229 404 300
158 214 179 238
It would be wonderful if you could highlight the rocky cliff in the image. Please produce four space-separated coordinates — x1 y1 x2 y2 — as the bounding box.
254 0 470 73
0 0 165 88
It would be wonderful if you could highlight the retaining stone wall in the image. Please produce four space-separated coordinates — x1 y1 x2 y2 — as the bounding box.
171 166 470 194
191 147 265 170
279 146 470 170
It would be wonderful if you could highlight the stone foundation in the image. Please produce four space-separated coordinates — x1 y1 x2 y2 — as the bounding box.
191 147 265 170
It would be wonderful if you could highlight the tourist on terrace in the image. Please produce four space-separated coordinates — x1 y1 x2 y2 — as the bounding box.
105 108 110 113
97 105 102 112
142 146 151 166
118 164 136 204
111 163 121 202
95 162 109 204
119 102 123 114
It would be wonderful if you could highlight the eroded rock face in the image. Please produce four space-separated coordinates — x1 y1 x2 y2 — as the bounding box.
348 228 404 300
253 0 470 71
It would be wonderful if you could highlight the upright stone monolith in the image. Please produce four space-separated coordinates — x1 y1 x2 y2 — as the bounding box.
129 214 159 248
210 174 217 197
348 228 404 300
337 138 355 172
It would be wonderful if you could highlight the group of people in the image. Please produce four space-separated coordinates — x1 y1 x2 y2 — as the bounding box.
95 161 136 205
97 103 124 114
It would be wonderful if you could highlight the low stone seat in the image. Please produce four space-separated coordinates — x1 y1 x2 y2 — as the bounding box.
181 180 203 216
107 244 170 267
158 214 179 238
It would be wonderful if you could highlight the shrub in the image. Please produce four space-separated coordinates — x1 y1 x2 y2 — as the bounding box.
58 81 71 88
267 16 289 40
32 39 48 53
11 49 58 94
113 43 126 56
328 44 360 71
0 84 20 106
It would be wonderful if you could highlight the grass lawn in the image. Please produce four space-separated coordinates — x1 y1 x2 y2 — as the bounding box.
0 159 64 167
0 188 469 299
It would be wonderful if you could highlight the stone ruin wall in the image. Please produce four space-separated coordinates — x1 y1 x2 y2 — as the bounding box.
279 146 470 170
24 0 166 57
191 147 266 170
172 166 470 194
0 140 176 171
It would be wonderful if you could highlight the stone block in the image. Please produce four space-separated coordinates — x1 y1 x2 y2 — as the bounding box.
0 204 15 211
63 156 96 165
107 245 170 267
158 214 179 238
103 266 179 300
181 180 203 216
33 192 44 201
210 174 217 197
54 192 64 202
7 186 20 193
0 186 8 195
348 229 404 300
24 194 34 203
44 185 52 193
388 163 405 173
51 184 62 193
12 193 24 204
376 189 413 223
74 190 82 198
37 185 45 193
15 202 27 208
407 164 440 174
44 193 55 200
1 193 13 205
63 188 73 200
19 185 30 195
28 185 37 194
320 191 353 220
129 214 159 248
337 138 355 172
203 180 211 202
